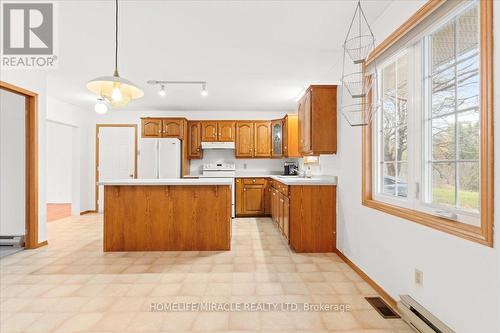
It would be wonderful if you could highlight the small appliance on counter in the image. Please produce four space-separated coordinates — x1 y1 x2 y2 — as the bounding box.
283 161 298 176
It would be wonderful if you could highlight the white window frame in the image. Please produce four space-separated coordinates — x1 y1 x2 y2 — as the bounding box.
371 1 480 227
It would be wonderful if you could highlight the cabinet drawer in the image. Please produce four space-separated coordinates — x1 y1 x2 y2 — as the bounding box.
272 181 289 197
243 178 267 185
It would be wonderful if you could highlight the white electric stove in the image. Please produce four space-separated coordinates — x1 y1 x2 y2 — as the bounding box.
200 163 236 217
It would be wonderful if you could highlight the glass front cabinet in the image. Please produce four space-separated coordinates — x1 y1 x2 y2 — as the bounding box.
271 119 283 157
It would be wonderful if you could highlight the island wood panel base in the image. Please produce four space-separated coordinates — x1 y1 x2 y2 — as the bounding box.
103 185 231 251
289 185 336 253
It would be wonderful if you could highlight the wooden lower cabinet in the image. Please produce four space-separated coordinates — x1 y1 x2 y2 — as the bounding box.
235 178 268 217
271 180 336 252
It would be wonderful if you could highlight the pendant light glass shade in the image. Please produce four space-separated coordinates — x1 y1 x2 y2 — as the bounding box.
86 0 143 107
87 74 144 107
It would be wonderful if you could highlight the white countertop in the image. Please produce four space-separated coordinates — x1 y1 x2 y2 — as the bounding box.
98 178 233 186
270 175 337 185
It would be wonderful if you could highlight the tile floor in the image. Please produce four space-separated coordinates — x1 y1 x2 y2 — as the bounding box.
0 214 413 333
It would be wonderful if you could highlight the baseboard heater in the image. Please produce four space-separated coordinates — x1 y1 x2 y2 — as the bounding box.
0 236 24 247
397 295 454 333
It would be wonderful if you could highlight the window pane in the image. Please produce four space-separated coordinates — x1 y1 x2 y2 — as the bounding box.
383 62 397 128
458 109 479 160
432 163 456 207
457 5 479 57
432 114 455 160
457 54 479 111
432 67 456 117
397 56 408 126
397 162 408 198
431 19 455 69
458 162 480 211
397 125 408 161
383 128 396 162
382 162 396 196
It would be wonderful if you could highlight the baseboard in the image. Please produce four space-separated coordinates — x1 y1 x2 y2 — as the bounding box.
80 210 96 215
335 249 397 309
34 240 48 248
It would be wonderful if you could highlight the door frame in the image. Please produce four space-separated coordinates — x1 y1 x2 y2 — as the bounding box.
0 81 41 249
95 124 138 212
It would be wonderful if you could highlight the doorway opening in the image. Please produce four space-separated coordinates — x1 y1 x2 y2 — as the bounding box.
46 121 77 222
0 81 40 257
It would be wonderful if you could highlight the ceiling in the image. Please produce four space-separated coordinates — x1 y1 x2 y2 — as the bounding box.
48 0 391 111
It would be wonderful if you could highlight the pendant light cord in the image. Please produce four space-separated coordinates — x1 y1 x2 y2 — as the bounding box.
114 0 119 76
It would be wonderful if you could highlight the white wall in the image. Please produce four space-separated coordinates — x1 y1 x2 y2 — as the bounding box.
0 90 26 236
46 121 73 204
325 2 500 332
46 97 95 213
0 70 48 242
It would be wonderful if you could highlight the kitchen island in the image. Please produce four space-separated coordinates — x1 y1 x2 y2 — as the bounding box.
99 179 232 252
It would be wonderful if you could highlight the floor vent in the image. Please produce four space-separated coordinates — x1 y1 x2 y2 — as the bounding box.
397 295 455 333
365 297 400 319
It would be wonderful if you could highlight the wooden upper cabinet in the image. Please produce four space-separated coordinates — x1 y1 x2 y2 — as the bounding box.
254 121 271 157
271 119 283 157
218 121 235 142
188 121 202 159
162 119 184 138
201 121 218 141
141 118 162 138
283 114 300 157
298 85 337 155
236 122 254 158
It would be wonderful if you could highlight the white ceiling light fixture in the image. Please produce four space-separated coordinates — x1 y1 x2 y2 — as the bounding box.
147 80 208 97
201 83 208 97
94 98 108 114
86 0 143 108
158 85 166 97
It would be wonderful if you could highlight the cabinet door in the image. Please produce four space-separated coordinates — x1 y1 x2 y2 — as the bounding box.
299 92 312 154
278 193 284 234
243 184 265 215
201 121 218 141
141 118 162 138
254 121 271 157
264 180 272 215
235 179 244 216
218 121 235 142
271 120 283 157
271 188 278 223
162 119 184 138
236 122 254 157
188 121 202 159
283 196 290 241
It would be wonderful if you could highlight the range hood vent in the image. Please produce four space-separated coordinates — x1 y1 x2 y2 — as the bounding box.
201 142 235 150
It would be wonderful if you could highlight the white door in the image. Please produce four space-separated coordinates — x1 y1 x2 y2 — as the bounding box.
159 138 181 179
97 126 136 212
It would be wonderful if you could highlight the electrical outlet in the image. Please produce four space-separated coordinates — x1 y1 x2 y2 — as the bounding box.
243 163 247 169
414 269 423 287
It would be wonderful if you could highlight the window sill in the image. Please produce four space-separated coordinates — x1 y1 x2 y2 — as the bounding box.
362 198 492 247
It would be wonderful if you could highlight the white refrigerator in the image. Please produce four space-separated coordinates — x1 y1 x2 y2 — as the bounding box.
139 138 181 179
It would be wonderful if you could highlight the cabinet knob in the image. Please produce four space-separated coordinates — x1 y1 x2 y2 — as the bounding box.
243 188 247 192
252 179 256 183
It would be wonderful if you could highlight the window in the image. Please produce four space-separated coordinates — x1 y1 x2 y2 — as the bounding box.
376 54 408 199
425 5 480 215
362 0 493 246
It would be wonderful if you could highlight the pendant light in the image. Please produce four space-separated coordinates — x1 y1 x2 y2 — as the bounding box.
86 0 143 107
